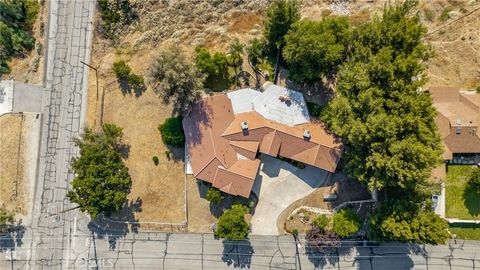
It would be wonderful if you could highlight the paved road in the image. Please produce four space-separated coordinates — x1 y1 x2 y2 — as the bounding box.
20 0 95 269
4 229 480 269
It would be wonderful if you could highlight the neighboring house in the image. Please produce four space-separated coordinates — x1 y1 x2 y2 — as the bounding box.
429 86 480 165
183 84 343 198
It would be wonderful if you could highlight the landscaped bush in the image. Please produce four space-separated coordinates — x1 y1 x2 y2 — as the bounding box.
205 187 223 205
313 214 329 231
158 117 185 146
332 209 361 238
215 204 250 240
305 227 340 250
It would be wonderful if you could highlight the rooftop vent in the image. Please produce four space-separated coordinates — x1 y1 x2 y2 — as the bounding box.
303 130 311 139
241 121 249 130
279 95 291 102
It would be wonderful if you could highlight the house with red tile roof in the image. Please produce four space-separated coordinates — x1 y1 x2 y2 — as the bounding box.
183 84 343 198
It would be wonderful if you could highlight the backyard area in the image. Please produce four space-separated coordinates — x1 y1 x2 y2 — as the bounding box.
445 165 480 220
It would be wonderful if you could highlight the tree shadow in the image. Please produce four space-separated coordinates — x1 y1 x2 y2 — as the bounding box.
0 219 26 254
305 244 353 269
463 182 480 217
221 240 254 269
164 144 184 162
118 79 146 98
118 143 131 159
88 197 142 250
182 98 213 147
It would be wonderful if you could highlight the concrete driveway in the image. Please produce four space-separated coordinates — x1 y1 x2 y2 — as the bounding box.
251 155 331 235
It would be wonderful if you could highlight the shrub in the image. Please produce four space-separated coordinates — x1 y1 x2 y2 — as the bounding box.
468 168 480 191
439 7 452 22
97 0 137 39
0 208 15 232
158 117 185 146
112 59 131 80
313 214 329 231
306 227 340 251
152 156 159 166
215 204 250 240
332 209 361 238
476 86 480 93
128 73 144 87
206 187 223 205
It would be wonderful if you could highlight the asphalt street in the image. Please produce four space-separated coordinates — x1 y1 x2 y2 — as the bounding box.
18 0 95 269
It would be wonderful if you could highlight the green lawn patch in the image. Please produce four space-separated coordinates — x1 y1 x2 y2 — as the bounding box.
449 223 480 240
445 165 480 219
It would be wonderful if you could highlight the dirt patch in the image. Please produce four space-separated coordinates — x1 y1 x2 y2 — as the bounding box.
186 176 218 233
227 11 264 35
0 113 41 223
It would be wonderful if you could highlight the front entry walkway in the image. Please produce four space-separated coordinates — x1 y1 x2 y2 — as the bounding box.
251 155 331 235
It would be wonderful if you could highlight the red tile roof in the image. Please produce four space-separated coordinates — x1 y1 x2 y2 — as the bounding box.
183 89 343 197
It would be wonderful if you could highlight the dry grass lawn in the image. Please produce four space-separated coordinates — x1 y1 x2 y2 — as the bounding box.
86 34 186 223
0 114 39 222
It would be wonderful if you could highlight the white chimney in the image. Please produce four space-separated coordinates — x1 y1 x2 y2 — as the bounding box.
241 121 249 130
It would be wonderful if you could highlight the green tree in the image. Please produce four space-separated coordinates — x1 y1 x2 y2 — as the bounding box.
195 47 229 82
67 124 132 219
205 187 224 205
264 0 300 56
228 38 244 77
158 116 185 146
312 214 329 231
368 200 449 244
468 168 480 191
283 17 351 83
0 0 38 75
246 38 265 67
215 204 250 240
148 46 205 115
332 209 361 238
321 0 442 194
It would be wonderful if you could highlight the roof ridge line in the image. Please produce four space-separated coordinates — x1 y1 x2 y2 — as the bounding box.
193 157 217 178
